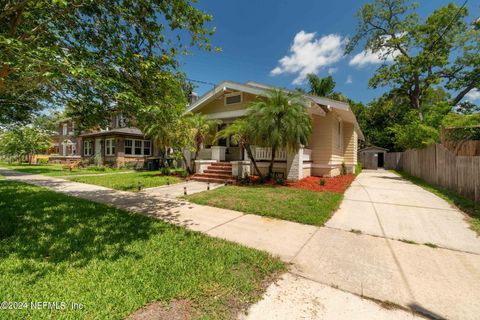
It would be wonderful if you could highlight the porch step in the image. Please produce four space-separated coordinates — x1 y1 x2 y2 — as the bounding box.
209 162 232 167
190 174 236 184
206 167 232 171
204 169 232 174
196 173 234 179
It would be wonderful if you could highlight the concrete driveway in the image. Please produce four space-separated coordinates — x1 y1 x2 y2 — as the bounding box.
326 169 480 254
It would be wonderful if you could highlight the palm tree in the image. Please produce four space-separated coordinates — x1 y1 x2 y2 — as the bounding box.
186 113 220 162
215 118 262 177
143 111 219 174
247 89 312 178
307 74 335 97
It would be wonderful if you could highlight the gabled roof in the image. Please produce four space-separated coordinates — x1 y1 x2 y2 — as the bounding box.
185 80 365 140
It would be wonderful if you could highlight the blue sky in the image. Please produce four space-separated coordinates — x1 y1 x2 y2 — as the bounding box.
179 0 480 104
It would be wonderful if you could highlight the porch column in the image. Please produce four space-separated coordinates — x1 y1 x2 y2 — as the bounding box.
211 146 227 161
286 148 303 181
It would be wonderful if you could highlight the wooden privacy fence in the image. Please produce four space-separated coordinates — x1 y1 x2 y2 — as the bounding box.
385 144 480 202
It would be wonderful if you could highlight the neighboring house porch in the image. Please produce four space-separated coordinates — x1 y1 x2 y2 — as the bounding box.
79 128 154 168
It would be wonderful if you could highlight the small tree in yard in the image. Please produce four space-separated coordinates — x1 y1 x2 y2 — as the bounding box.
187 113 220 163
0 127 51 164
143 112 219 174
215 119 262 177
247 89 312 179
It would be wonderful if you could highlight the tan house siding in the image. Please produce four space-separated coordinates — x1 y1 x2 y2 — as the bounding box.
343 122 357 165
199 92 257 116
308 114 333 164
330 113 345 165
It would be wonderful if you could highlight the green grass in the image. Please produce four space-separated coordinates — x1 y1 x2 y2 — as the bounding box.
68 171 182 191
392 170 480 235
0 180 284 320
185 186 343 226
355 163 363 175
0 162 129 177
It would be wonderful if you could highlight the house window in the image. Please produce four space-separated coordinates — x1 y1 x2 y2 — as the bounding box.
125 139 133 155
134 140 142 155
224 93 242 105
105 138 116 156
84 141 92 156
143 140 151 156
125 139 151 156
336 119 343 149
62 124 68 135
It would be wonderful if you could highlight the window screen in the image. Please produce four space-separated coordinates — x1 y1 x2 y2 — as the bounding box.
225 94 241 105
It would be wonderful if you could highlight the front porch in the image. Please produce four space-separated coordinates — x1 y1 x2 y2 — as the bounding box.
190 146 312 182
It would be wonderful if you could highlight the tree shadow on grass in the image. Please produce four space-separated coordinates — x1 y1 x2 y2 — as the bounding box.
0 180 167 281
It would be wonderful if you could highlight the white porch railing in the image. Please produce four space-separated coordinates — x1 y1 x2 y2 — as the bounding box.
254 147 287 161
303 148 312 161
197 148 212 160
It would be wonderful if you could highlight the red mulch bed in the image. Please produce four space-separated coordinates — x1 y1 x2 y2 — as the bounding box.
246 174 355 193
287 175 355 193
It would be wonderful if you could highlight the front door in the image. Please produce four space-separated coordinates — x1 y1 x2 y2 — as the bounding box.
95 138 102 165
378 152 384 168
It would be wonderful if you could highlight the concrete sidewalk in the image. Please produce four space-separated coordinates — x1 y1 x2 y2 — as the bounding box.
141 180 222 198
2 168 480 319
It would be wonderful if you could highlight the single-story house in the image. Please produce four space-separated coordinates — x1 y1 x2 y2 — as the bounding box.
186 81 364 182
358 146 388 169
79 127 155 168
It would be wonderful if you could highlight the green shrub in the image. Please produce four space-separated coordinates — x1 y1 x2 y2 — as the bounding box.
239 174 251 185
275 177 285 185
258 176 269 184
177 170 188 178
355 163 363 175
37 158 48 165
87 165 106 172
319 179 326 186
160 167 170 175
341 162 347 175
390 121 439 150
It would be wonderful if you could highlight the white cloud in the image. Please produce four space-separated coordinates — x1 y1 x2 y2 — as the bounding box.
349 48 399 67
465 88 480 101
328 67 338 74
346 75 352 84
270 31 346 84
348 34 404 68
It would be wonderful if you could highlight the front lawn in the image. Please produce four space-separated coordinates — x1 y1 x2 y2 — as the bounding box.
68 171 182 191
0 180 284 320
185 186 343 226
0 162 129 176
